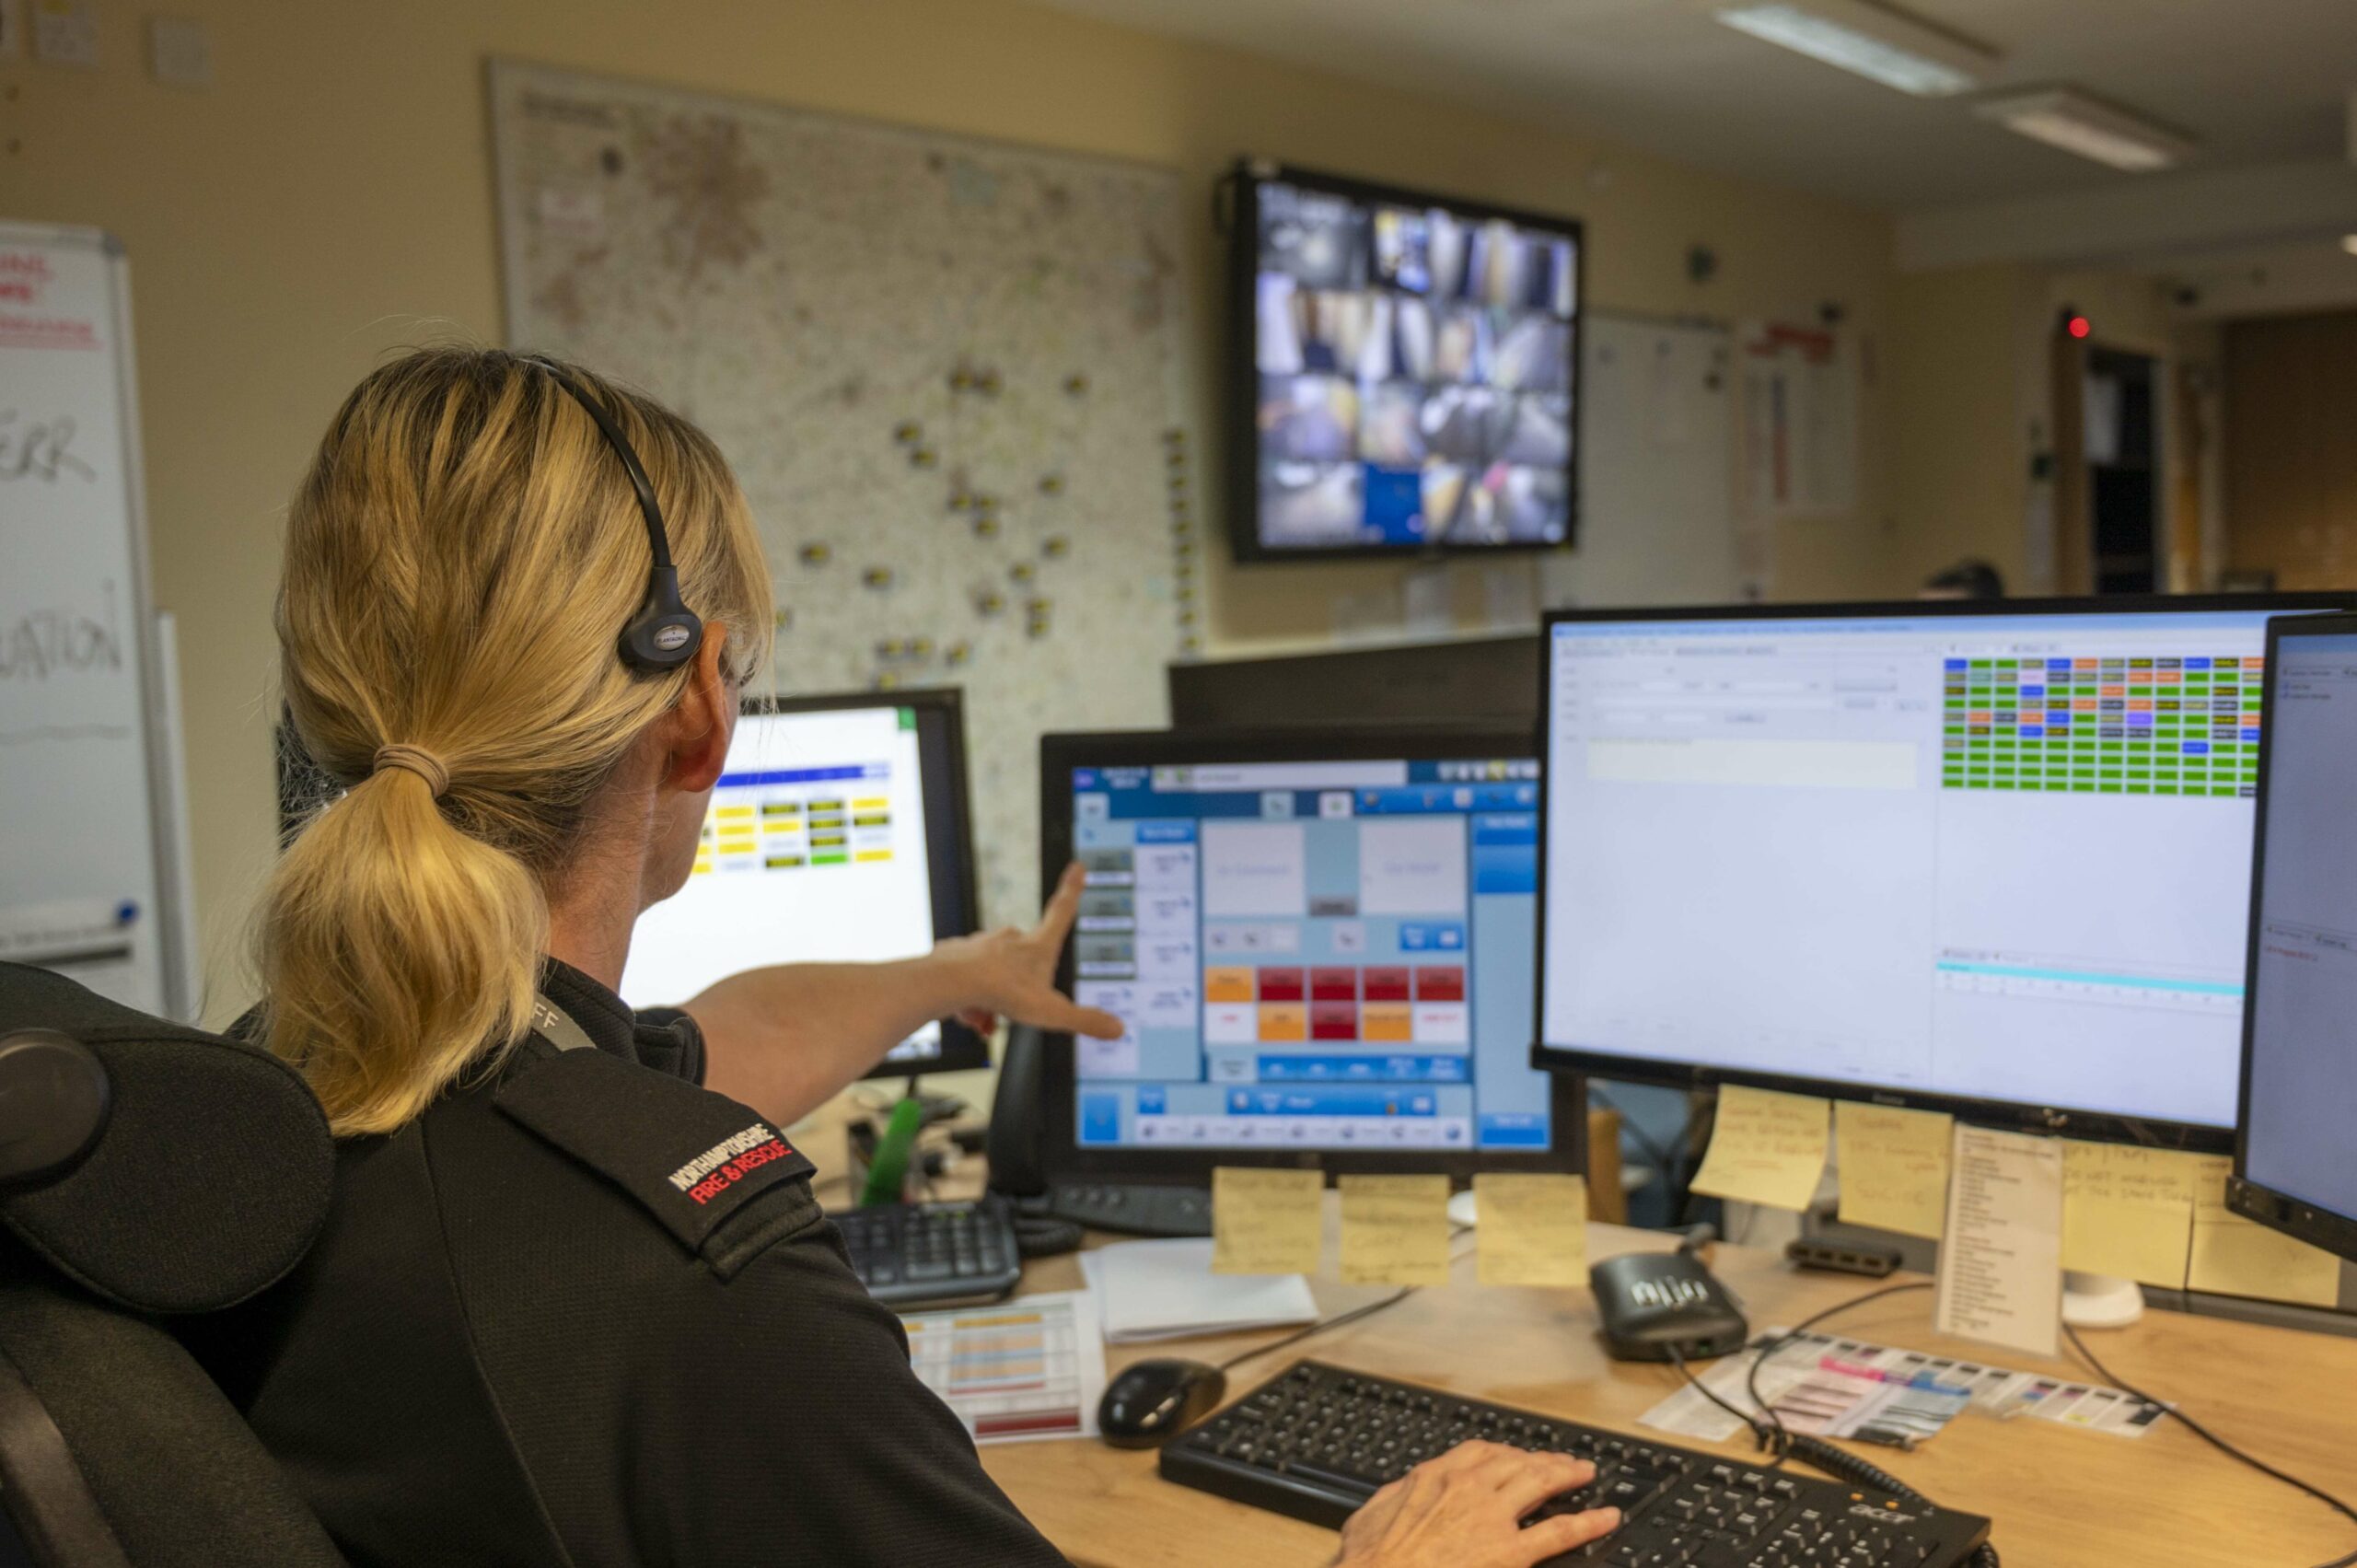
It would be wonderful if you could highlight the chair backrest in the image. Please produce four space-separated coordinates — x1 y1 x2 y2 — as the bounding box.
0 963 347 1568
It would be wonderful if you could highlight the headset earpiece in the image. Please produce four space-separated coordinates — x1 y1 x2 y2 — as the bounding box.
621 565 704 672
525 354 705 675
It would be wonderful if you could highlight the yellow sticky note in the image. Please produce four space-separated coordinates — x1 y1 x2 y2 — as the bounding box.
2060 1143 2200 1287
1834 1103 1953 1239
2188 1156 2341 1308
1474 1173 1588 1287
1690 1085 1831 1212
1338 1174 1452 1286
1211 1167 1323 1276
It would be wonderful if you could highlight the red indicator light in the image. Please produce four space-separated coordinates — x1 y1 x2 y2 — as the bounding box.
2066 315 2092 340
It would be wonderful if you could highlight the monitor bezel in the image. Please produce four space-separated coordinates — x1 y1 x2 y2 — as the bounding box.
1039 723 1585 1185
1530 593 2357 1154
737 687 992 1079
2229 610 2357 1261
1226 158 1585 565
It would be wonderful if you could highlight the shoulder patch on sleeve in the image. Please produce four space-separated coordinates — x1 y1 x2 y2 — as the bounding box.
493 1049 818 1260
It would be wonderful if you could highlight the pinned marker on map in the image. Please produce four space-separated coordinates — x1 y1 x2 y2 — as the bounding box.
1039 472 1065 496
863 566 896 590
893 421 923 445
799 543 833 568
1042 535 1071 560
1064 373 1089 396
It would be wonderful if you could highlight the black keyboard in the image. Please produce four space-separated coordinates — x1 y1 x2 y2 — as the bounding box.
1161 1362 1991 1567
834 1196 1023 1309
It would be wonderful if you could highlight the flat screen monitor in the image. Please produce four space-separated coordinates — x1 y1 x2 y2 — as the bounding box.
2232 613 2357 1262
1229 161 1582 561
1039 727 1582 1181
621 689 989 1077
1535 596 2356 1148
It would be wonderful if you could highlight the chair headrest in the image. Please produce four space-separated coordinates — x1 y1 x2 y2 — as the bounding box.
0 963 335 1315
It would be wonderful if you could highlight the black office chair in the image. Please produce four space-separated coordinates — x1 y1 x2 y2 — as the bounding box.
0 962 345 1567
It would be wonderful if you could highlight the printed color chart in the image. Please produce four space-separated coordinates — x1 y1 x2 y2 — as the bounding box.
1942 655 2262 797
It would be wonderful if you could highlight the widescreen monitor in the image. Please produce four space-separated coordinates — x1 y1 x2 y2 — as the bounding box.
1230 161 1581 561
2232 613 2357 1263
1040 727 1582 1182
1534 597 2354 1147
621 689 989 1077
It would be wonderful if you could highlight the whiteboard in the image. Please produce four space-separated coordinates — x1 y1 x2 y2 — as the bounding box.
1542 313 1747 609
0 225 194 1018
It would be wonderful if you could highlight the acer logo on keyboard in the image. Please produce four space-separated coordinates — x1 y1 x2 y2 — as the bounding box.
1852 1503 1924 1526
1630 1276 1712 1310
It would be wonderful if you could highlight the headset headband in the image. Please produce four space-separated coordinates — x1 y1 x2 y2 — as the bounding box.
525 355 703 673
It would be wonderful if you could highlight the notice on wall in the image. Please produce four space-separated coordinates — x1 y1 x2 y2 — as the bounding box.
1738 321 1858 521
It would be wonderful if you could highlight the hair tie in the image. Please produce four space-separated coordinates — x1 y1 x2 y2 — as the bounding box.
372 744 451 798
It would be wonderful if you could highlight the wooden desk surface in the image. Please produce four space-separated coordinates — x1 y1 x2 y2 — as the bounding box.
791 1094 2357 1567
976 1225 2357 1568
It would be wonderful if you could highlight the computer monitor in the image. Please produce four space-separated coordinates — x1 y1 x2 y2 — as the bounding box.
621 689 990 1077
1534 596 2355 1149
1039 726 1582 1183
2231 612 2357 1262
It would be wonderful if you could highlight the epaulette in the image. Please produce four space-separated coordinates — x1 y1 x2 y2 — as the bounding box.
494 1044 822 1277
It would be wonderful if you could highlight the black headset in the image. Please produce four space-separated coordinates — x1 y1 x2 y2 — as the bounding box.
526 355 704 674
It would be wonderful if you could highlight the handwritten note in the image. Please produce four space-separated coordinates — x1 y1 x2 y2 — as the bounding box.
1212 1167 1323 1277
1691 1085 1831 1212
2060 1143 2200 1287
1474 1173 1588 1287
1934 1125 2063 1359
2188 1155 2341 1308
1835 1103 1953 1239
1339 1174 1452 1286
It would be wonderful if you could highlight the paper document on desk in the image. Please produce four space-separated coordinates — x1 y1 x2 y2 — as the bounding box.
1640 1329 2168 1445
1934 1124 2063 1359
1079 1238 1318 1342
900 1289 1108 1444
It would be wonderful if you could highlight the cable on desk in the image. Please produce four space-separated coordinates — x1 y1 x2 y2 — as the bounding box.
1214 1286 1421 1376
1676 1280 2002 1568
1212 1229 1475 1376
2063 1322 2357 1568
1740 1280 1934 1462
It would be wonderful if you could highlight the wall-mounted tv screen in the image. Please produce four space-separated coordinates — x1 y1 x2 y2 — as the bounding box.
1229 161 1581 562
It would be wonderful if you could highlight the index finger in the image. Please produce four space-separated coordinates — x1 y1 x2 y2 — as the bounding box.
1028 861 1089 949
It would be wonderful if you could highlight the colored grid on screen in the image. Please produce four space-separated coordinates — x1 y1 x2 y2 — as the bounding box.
1939 655 2262 796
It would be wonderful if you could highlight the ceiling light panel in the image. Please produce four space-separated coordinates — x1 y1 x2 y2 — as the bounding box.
1713 0 1996 98
1972 87 2195 172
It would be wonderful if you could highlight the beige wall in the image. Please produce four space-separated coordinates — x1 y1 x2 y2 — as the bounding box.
6 0 1902 1016
1887 261 2187 598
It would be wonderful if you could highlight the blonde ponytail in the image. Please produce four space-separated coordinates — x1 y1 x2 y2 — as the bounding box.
261 348 772 1135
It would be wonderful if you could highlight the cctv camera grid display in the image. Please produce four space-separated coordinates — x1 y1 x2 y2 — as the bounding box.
1253 178 1578 552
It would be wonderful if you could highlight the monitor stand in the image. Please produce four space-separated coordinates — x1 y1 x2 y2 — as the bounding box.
2062 1271 2146 1328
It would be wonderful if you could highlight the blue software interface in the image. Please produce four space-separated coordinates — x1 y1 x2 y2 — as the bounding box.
1069 756 1550 1153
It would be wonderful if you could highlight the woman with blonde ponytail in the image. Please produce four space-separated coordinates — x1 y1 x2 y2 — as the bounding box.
196 348 1621 1568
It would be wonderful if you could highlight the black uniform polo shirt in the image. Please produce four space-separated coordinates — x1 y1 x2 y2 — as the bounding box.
186 960 1071 1568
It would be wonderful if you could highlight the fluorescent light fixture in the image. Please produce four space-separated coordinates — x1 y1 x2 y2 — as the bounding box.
2342 234 2357 257
1713 0 1996 98
1973 87 2195 172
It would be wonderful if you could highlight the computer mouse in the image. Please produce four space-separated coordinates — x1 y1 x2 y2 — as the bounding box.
1097 1357 1227 1449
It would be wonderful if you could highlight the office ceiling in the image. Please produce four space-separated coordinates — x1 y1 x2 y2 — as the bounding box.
1042 0 2357 213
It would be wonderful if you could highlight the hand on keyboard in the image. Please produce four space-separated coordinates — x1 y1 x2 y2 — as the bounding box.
1330 1441 1623 1568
